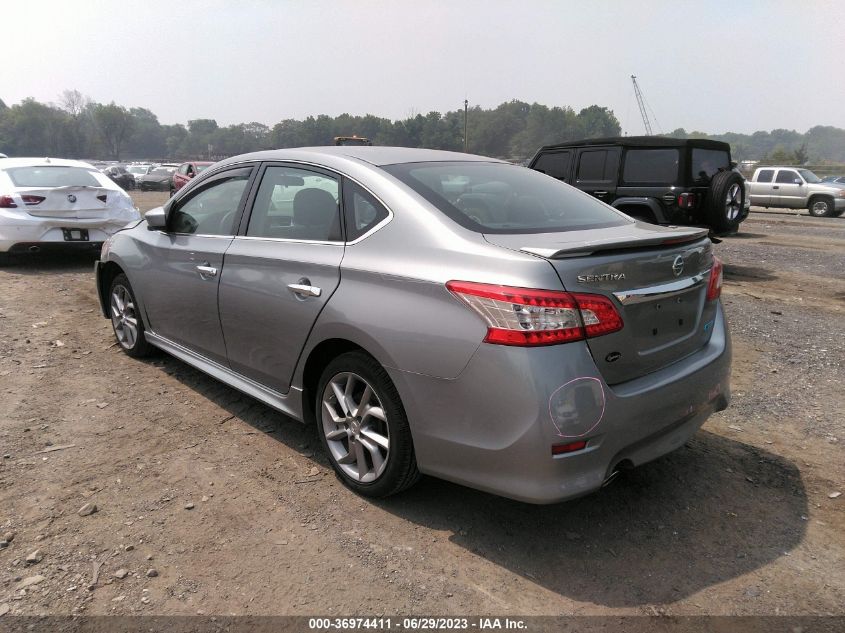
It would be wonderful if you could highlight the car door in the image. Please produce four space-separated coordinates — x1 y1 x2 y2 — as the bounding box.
218 163 344 393
135 166 255 366
749 169 775 205
773 169 803 208
573 147 621 203
173 163 190 191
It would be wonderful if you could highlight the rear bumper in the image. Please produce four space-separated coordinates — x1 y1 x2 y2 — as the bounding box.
389 304 731 504
0 216 132 253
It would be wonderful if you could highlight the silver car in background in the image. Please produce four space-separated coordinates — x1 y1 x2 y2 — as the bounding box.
95 147 731 503
0 157 140 261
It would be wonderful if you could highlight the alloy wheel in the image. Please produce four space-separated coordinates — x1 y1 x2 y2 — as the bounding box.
725 183 742 221
321 372 390 483
110 284 139 350
811 200 829 216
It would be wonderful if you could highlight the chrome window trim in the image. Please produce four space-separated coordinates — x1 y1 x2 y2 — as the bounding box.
211 158 395 245
613 270 710 305
158 232 235 239
233 235 345 246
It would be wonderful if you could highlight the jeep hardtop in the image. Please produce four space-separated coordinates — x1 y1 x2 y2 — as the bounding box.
528 136 748 233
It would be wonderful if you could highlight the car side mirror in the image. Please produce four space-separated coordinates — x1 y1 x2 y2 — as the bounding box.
145 206 167 230
793 179 802 185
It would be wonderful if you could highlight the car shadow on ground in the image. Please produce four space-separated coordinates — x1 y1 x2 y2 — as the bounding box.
726 231 767 239
143 351 807 608
377 430 807 607
0 251 99 274
723 263 777 283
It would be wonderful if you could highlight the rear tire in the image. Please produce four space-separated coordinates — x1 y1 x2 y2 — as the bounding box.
108 273 153 358
808 196 835 218
316 351 420 498
704 170 745 233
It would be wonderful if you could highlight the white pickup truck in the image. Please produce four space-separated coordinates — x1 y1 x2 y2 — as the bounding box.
747 167 845 217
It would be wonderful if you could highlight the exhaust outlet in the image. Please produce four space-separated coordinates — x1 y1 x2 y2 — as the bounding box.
28 245 40 253
602 469 621 488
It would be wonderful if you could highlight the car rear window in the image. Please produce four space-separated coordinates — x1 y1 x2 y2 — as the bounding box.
382 162 630 234
6 166 101 188
622 149 679 184
691 148 730 183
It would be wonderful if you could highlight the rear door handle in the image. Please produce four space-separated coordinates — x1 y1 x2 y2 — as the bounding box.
287 283 322 298
196 264 218 278
772 186 779 190
593 191 608 196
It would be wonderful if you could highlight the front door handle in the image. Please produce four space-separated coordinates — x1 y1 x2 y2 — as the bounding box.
772 186 779 190
288 283 322 298
196 264 218 278
593 191 608 196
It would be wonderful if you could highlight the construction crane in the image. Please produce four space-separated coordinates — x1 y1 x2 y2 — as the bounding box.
630 75 653 136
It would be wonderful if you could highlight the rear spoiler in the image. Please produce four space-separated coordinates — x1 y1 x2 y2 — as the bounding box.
520 228 709 259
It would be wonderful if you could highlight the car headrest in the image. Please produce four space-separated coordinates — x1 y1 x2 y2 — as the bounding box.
293 188 337 227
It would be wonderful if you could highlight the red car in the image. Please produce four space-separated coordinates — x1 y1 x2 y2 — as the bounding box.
170 161 214 196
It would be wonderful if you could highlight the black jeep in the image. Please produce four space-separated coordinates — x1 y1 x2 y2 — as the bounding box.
528 136 748 233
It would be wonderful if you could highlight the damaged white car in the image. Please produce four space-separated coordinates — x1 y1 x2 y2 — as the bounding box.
0 158 140 262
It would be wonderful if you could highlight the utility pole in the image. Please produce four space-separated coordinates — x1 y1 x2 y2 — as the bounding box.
463 99 468 153
630 75 653 136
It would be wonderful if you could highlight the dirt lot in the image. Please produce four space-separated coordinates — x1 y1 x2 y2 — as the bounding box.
0 197 843 617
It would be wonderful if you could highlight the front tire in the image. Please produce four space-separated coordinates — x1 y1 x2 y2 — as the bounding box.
316 351 420 498
109 273 153 358
808 197 835 217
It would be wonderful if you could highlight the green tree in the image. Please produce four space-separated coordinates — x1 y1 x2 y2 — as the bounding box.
576 105 621 138
92 103 135 160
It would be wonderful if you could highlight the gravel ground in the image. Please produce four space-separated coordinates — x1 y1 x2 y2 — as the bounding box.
0 200 842 618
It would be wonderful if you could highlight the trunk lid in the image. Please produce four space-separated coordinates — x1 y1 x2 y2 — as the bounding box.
484 223 718 385
19 186 113 219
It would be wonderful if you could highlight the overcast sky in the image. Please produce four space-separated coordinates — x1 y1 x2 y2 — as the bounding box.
4 0 843 134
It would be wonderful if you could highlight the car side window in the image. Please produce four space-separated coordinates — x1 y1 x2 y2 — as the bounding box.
757 169 774 183
178 164 189 175
533 151 571 181
343 180 389 241
169 171 251 236
576 149 618 183
246 166 341 241
775 170 798 184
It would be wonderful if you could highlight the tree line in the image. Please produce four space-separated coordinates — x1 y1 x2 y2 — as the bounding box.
1 90 843 163
0 91 619 161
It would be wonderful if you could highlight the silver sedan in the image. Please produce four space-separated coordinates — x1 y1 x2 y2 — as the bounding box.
95 147 731 503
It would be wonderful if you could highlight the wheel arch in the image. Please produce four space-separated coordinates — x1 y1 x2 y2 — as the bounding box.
299 337 381 426
96 261 125 318
611 197 666 223
807 193 834 210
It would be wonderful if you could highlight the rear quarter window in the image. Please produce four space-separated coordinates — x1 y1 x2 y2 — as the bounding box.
622 149 679 184
691 148 730 183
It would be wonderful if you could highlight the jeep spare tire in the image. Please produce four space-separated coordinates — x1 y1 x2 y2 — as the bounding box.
705 170 745 233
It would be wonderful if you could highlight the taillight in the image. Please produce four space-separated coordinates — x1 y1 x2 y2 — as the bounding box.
706 256 723 301
552 440 588 455
677 192 696 209
0 195 17 208
21 195 45 206
446 281 623 346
